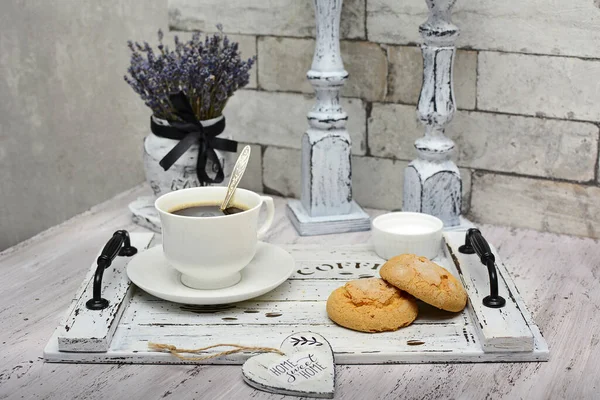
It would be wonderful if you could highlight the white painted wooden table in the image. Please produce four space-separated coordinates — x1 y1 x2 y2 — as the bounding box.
1 185 599 399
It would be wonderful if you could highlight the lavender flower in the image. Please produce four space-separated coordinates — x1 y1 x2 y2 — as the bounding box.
124 26 255 121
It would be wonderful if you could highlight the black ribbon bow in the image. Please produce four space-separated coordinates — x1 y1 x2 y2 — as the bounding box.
150 92 238 185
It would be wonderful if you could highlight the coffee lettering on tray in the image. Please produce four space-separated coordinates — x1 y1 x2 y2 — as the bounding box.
299 262 382 275
316 264 334 271
297 269 314 275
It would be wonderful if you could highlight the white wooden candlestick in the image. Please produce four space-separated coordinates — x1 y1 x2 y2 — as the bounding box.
287 0 370 236
403 0 462 227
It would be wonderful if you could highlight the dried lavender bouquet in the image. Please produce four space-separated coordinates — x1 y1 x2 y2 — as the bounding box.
124 25 255 122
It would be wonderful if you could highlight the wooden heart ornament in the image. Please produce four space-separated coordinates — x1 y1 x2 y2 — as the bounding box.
242 332 335 398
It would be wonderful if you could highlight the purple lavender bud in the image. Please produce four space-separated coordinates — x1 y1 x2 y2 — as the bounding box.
124 24 255 120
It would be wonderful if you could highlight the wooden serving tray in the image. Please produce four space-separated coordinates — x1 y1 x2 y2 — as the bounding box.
44 232 548 364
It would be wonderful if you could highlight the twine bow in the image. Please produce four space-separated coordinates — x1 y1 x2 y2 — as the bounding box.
150 91 238 185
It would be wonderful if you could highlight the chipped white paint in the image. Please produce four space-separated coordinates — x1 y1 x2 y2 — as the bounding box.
143 116 232 197
444 232 536 352
130 116 234 232
403 0 462 227
44 239 547 364
301 130 352 217
128 196 161 232
242 332 335 398
287 200 371 236
56 233 154 352
287 0 370 236
120 291 462 326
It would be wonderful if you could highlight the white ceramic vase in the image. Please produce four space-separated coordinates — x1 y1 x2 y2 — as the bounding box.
142 115 234 197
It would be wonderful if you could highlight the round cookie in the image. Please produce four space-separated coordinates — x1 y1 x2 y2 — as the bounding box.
380 254 467 312
326 278 418 333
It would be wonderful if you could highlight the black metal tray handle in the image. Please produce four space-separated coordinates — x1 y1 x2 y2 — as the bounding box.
459 228 506 308
86 230 137 310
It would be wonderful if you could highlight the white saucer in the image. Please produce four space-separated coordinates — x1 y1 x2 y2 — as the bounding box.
126 242 295 305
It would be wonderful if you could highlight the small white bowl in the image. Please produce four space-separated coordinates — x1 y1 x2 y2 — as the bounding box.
372 212 443 260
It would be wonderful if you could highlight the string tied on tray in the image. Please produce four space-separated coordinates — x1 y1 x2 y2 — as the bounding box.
148 342 284 362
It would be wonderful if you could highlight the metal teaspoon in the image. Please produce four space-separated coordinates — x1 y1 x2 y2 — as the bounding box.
220 145 252 214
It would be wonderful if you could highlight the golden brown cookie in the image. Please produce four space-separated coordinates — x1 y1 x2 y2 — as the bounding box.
326 278 418 333
380 254 467 312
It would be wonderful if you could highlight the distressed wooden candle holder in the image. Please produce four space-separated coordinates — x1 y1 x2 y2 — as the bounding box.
403 0 462 227
287 0 370 236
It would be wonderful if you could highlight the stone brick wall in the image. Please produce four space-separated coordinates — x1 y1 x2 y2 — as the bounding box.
169 0 600 239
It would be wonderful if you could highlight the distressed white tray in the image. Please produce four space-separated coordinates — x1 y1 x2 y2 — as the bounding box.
44 232 548 364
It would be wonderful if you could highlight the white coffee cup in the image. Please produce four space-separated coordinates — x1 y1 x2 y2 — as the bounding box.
155 187 275 290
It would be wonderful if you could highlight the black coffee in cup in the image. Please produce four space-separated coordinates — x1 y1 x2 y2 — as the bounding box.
168 202 248 217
